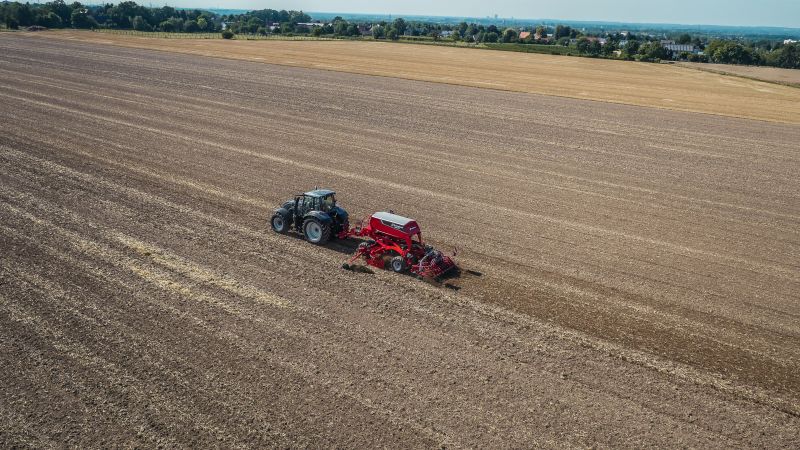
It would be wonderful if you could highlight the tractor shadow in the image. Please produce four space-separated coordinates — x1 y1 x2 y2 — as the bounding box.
393 263 476 291
286 233 363 256
326 238 364 255
430 268 483 291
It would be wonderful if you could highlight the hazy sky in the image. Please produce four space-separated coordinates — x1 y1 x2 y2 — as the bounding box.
166 1 800 28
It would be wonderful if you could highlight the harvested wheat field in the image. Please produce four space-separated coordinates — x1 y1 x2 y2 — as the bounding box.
1 34 800 447
31 30 800 124
679 61 800 87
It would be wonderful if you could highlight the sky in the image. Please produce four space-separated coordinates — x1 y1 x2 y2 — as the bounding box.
162 0 800 28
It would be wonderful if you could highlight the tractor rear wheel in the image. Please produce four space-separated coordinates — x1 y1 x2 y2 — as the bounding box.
390 255 406 273
303 218 331 245
271 214 290 234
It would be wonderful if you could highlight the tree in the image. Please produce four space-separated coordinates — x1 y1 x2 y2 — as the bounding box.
601 40 618 57
677 33 692 44
687 53 708 63
705 39 754 65
158 20 175 32
288 10 310 24
554 24 572 39
108 1 145 29
372 24 385 39
243 16 262 33
624 40 641 54
47 0 72 25
36 11 63 28
638 41 670 61
770 43 799 69
483 31 498 43
221 29 234 39
312 26 323 37
12 3 35 26
589 40 602 56
132 15 150 31
196 17 208 31
429 29 441 40
576 37 591 54
70 8 98 29
502 28 517 43
386 27 398 40
392 17 407 35
333 20 348 36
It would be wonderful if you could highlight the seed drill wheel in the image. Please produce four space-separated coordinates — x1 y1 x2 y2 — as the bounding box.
390 255 406 273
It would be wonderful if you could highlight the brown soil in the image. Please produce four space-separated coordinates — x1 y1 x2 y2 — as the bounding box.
1 34 799 448
25 30 800 125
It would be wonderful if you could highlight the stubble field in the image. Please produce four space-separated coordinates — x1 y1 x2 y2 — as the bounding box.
679 61 800 87
1 34 799 447
31 30 800 124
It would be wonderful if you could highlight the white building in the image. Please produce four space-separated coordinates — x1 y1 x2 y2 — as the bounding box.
664 44 697 53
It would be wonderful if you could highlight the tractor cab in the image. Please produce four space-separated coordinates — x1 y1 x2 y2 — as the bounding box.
295 189 337 214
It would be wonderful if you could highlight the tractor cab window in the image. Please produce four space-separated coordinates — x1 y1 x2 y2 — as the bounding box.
297 196 315 213
321 194 336 211
304 196 318 212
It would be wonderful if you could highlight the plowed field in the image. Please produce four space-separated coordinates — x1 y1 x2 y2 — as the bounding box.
1 35 799 447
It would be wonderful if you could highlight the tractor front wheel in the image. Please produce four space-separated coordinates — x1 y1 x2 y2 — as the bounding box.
303 218 331 245
390 255 406 273
271 214 290 234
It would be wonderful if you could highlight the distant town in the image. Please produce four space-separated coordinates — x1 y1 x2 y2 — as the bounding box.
1 2 798 68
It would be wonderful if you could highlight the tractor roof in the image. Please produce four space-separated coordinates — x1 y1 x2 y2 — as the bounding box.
304 189 335 198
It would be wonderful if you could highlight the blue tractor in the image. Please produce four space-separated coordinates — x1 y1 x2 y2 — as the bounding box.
270 189 350 245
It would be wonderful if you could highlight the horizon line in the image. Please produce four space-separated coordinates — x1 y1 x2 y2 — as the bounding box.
186 6 800 31
304 10 800 31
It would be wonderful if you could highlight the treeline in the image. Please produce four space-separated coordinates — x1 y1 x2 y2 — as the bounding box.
703 39 798 68
221 9 311 34
2 2 797 69
0 1 310 34
0 1 220 31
